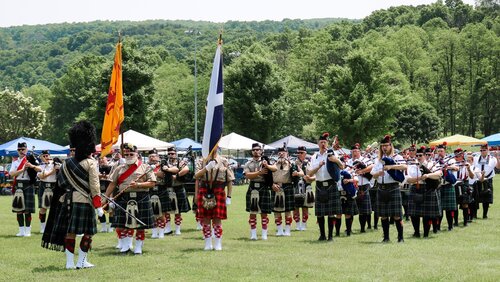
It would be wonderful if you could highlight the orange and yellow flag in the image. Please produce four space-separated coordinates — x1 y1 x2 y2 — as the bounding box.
100 42 124 156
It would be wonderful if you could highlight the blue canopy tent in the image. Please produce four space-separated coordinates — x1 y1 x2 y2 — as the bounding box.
0 137 69 156
482 133 500 146
170 138 202 151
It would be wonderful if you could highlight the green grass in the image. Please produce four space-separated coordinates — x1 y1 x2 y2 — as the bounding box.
1 178 499 281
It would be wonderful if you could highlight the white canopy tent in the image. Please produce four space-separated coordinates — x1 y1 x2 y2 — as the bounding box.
218 132 275 150
95 129 174 152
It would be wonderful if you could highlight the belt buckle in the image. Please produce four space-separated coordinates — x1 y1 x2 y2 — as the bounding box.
129 192 137 198
18 182 23 188
254 183 260 188
322 181 329 187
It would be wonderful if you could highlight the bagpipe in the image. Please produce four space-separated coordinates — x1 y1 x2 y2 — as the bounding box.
381 156 405 183
176 145 196 183
417 162 441 190
26 146 40 184
436 151 467 185
159 157 174 187
260 155 274 187
351 160 373 181
340 170 357 198
326 135 342 182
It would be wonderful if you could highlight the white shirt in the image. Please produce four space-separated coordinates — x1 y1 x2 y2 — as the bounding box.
347 156 373 186
38 162 57 183
371 154 405 184
9 157 30 181
310 150 339 182
473 155 497 180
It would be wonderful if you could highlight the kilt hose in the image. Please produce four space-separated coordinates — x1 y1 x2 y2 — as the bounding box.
408 185 424 217
150 185 171 213
197 181 227 220
340 190 359 216
167 185 191 213
421 188 441 218
369 186 378 212
246 182 273 214
38 182 55 209
376 183 403 218
475 179 494 204
356 184 372 215
111 191 154 229
13 181 35 213
315 180 342 217
440 183 457 210
271 183 295 213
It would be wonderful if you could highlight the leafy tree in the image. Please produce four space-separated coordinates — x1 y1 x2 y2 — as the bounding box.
0 89 46 143
394 100 441 144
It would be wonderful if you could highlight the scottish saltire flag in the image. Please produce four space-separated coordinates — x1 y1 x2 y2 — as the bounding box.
202 37 223 158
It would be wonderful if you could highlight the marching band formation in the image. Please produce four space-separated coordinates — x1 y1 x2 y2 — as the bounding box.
8 122 500 270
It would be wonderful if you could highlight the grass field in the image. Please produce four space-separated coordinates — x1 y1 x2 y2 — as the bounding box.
0 178 499 281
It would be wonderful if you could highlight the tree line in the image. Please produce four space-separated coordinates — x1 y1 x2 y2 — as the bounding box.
0 0 498 148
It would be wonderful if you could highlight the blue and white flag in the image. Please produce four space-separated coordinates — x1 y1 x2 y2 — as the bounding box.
202 38 223 158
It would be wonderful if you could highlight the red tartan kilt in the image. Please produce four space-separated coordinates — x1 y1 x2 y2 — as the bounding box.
197 182 227 220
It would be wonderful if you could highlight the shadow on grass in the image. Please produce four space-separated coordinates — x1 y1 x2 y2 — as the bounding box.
32 265 66 273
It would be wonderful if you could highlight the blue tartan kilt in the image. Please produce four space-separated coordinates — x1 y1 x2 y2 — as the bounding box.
66 202 97 235
271 183 295 212
38 182 55 209
376 183 402 218
475 179 493 204
246 182 273 214
340 190 359 215
356 184 372 215
421 188 441 218
369 187 377 212
111 192 154 229
315 180 342 217
408 185 424 217
150 185 171 213
440 184 457 210
12 181 35 213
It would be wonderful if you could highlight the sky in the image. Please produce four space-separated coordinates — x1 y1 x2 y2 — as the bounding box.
0 0 477 28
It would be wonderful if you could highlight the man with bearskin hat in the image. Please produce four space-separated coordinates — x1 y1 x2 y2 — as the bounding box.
244 143 277 240
41 121 103 269
293 146 314 231
347 143 373 233
10 141 40 237
194 147 234 250
370 135 407 243
271 145 298 236
473 144 499 219
104 143 156 254
37 150 59 234
307 132 344 241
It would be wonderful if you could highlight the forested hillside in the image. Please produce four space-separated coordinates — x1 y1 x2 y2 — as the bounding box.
0 0 498 147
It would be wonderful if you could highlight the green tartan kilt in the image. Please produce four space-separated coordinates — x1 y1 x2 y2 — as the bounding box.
65 202 97 235
246 182 273 214
315 180 342 217
341 193 359 216
271 183 295 212
408 185 424 217
376 183 402 218
38 182 55 209
369 187 377 212
150 185 171 213
421 188 442 218
166 186 191 213
12 182 35 213
440 184 457 210
111 192 154 229
474 179 493 204
356 184 372 215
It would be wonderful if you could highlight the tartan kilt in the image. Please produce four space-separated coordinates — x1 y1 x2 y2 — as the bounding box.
376 183 402 218
440 184 457 210
197 182 227 220
475 179 493 204
166 185 191 213
369 186 377 212
66 202 97 235
111 192 154 229
421 188 441 218
407 185 424 217
340 190 359 216
400 184 410 206
38 182 55 209
12 182 35 213
150 185 171 213
315 180 342 217
356 184 372 215
455 183 473 205
245 182 273 214
271 183 295 212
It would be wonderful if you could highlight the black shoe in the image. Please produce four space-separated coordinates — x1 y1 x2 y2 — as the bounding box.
454 222 458 227
327 236 333 241
483 215 488 219
412 233 420 238
382 238 390 243
398 238 404 243
360 229 366 233
374 226 378 230
367 226 372 230
448 227 453 231
318 235 326 241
